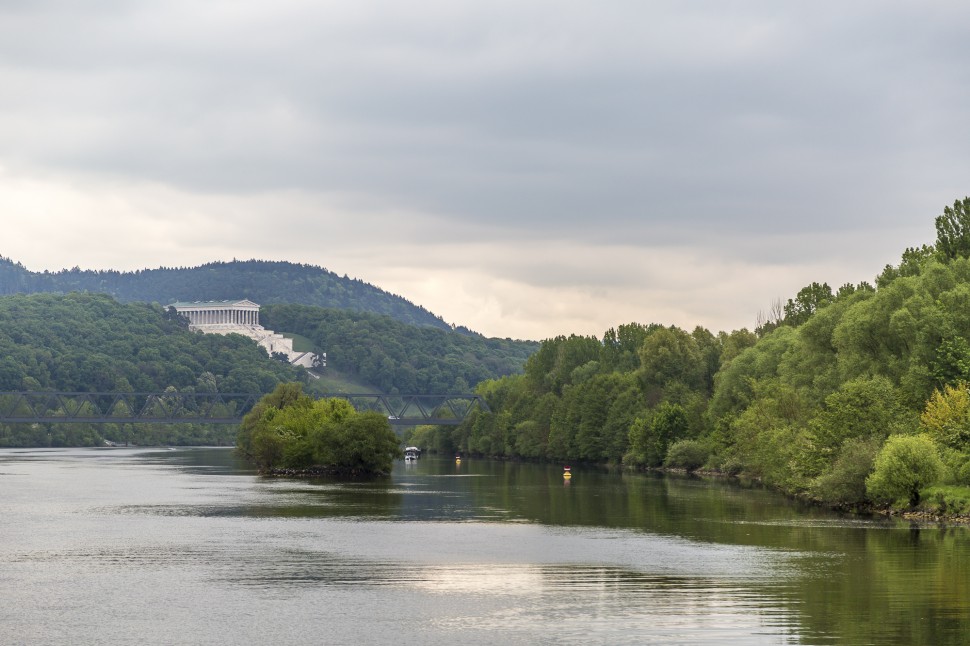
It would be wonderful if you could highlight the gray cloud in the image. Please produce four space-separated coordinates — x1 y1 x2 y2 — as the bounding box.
1 1 968 337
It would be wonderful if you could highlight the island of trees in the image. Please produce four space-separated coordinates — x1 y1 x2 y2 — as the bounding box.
236 383 400 476
412 198 970 518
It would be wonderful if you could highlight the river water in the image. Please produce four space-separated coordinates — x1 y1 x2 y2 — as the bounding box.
1 448 969 645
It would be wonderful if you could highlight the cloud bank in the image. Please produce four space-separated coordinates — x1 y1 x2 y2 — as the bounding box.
1 1 966 338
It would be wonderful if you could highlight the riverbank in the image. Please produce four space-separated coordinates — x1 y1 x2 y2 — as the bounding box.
661 465 970 526
261 465 390 478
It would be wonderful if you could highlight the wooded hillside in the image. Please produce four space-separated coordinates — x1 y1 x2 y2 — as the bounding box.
426 198 970 516
0 292 306 447
262 304 538 394
0 258 466 333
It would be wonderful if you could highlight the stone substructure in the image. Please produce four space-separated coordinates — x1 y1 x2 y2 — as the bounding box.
168 299 323 369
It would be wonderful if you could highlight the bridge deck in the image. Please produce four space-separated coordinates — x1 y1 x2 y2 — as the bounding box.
0 392 488 426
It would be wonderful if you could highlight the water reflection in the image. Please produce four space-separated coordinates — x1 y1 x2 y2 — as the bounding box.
2 448 970 644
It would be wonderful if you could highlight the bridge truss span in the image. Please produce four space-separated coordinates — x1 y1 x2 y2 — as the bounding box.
0 391 489 426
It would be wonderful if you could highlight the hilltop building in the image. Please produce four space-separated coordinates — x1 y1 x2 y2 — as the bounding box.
168 299 324 370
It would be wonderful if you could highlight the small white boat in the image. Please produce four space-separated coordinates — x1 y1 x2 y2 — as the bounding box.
404 446 421 460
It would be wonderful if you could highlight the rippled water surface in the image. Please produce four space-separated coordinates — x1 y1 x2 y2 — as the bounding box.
2 448 969 645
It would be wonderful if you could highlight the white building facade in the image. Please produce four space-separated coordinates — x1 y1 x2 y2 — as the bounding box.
168 299 323 370
169 299 261 328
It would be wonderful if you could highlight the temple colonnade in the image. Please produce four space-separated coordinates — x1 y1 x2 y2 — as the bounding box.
169 300 261 328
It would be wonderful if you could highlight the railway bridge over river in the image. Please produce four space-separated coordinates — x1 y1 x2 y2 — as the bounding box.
0 391 488 426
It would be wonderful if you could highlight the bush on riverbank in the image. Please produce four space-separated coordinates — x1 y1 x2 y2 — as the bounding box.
663 439 710 471
919 485 970 517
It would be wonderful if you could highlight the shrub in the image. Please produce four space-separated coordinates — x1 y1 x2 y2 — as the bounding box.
811 436 881 505
664 439 710 472
921 485 970 516
717 456 744 476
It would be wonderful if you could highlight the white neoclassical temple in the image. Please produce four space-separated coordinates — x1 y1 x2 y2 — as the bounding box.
169 299 261 328
168 299 324 371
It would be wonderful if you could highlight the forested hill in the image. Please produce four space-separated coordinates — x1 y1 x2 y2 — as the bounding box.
0 291 310 447
0 292 303 394
0 257 467 333
261 304 539 394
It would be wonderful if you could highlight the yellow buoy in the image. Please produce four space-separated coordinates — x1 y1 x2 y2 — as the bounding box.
563 465 572 478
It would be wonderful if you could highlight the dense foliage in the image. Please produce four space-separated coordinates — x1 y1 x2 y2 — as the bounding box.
413 198 970 515
0 292 304 447
237 383 400 475
0 258 466 332
261 304 538 394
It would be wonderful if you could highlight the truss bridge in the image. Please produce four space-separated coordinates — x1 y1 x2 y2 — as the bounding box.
0 391 488 426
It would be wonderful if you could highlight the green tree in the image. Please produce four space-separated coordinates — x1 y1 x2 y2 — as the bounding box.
935 197 970 261
920 382 970 451
638 327 703 393
783 282 833 327
808 376 911 472
811 436 882 505
866 434 945 507
626 402 689 467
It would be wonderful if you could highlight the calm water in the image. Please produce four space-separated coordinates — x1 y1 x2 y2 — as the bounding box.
1 448 969 645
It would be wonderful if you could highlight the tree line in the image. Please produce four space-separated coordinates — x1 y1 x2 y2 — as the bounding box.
414 198 970 515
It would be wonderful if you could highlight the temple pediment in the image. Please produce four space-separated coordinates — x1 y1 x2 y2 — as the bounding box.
169 299 260 310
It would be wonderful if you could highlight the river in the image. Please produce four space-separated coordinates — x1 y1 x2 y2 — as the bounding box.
1 447 968 645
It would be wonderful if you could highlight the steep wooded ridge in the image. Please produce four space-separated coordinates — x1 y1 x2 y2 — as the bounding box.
0 292 303 393
0 258 472 333
422 198 970 518
261 304 538 394
0 292 305 446
0 266 539 446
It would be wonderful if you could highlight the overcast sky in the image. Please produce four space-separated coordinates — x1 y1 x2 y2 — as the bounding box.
1 1 968 340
